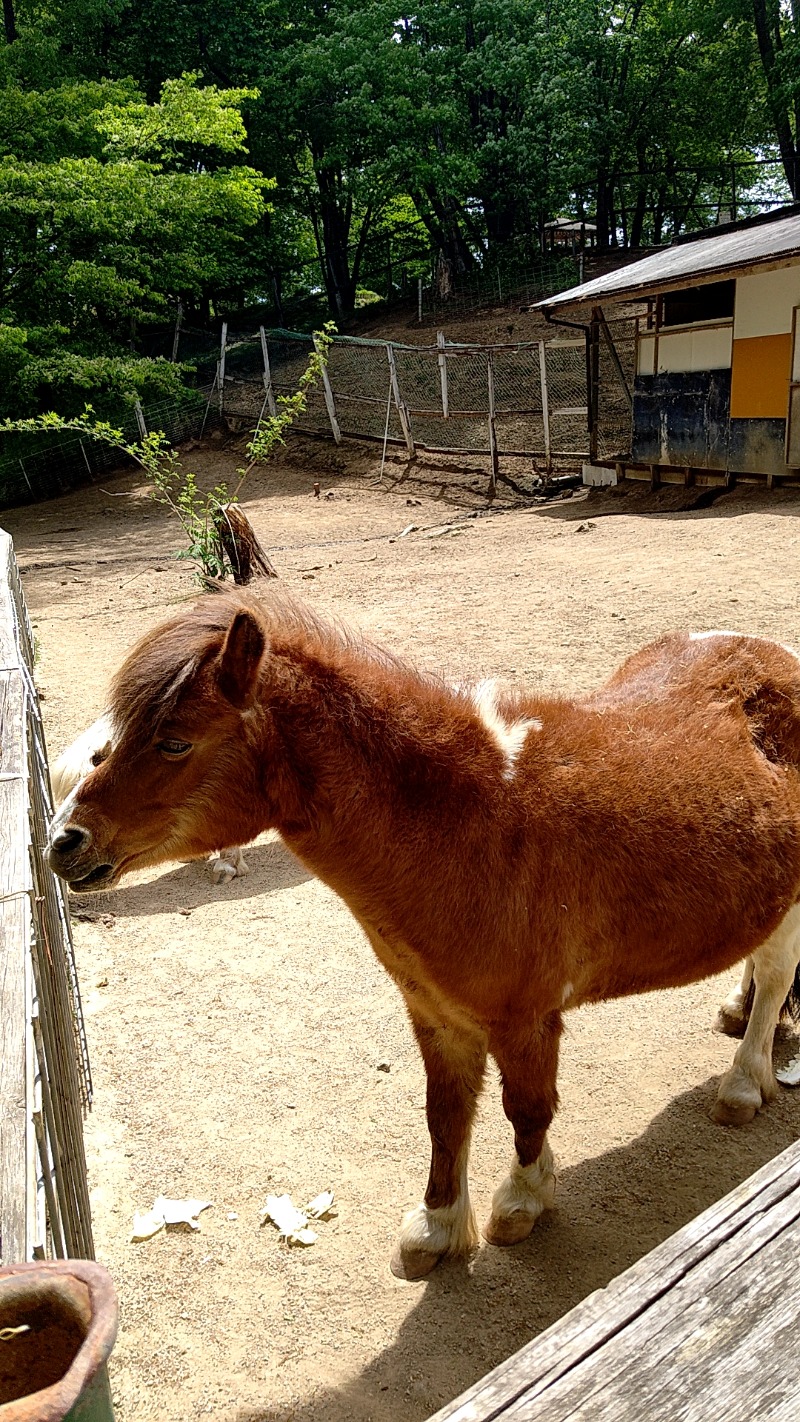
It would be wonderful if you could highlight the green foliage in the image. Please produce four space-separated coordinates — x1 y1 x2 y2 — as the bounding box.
0 326 334 578
0 68 271 418
0 0 797 347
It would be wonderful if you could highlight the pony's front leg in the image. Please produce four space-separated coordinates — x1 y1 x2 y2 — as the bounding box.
714 905 800 1125
392 1011 487 1281
484 1012 561 1247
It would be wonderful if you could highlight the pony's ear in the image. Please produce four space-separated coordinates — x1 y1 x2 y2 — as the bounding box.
217 609 267 708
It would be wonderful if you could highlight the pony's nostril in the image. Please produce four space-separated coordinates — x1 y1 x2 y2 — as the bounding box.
52 826 88 856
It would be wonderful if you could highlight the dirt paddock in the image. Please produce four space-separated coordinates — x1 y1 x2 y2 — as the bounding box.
9 435 800 1421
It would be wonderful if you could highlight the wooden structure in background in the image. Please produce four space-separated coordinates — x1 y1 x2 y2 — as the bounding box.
428 1136 800 1421
540 205 800 486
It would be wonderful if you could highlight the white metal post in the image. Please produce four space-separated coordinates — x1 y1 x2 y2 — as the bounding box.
259 326 278 418
437 331 449 418
314 336 341 444
218 321 228 416
386 344 415 457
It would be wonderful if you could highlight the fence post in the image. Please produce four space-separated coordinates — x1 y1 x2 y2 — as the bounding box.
314 336 341 444
219 321 228 417
487 351 499 496
259 326 278 418
17 460 32 494
538 341 552 474
133 400 148 440
418 277 423 324
386 344 415 457
437 331 449 418
171 300 183 362
588 310 600 463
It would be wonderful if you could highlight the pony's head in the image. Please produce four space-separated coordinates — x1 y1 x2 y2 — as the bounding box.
47 593 268 891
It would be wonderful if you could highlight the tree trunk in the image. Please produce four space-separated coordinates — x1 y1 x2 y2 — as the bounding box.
3 0 17 44
752 0 799 196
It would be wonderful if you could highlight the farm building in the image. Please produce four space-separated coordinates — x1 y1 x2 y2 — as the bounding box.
538 205 800 485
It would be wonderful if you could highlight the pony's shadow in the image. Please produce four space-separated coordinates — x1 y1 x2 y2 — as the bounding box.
236 1078 800 1422
71 839 312 919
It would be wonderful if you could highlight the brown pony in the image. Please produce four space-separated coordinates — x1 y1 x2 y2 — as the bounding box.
47 594 800 1279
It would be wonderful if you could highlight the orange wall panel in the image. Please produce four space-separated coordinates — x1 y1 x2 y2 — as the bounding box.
730 333 792 419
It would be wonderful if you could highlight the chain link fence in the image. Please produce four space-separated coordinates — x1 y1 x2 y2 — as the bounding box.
0 389 221 511
217 328 590 476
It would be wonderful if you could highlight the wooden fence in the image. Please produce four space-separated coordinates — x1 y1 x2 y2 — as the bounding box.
0 530 94 1261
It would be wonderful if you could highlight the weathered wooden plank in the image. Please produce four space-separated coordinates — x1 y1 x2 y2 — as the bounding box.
0 669 30 1263
427 1139 800 1422
503 1172 800 1419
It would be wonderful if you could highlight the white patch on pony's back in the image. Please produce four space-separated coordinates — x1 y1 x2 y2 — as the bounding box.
690 629 800 665
470 679 541 782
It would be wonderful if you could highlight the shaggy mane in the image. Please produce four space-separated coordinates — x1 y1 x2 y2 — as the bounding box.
109 586 453 751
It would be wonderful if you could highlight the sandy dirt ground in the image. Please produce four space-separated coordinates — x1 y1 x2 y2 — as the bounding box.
7 434 800 1422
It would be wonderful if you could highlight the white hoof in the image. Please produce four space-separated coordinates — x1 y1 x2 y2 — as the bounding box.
208 846 249 883
391 1196 477 1279
714 1057 774 1126
483 1141 556 1247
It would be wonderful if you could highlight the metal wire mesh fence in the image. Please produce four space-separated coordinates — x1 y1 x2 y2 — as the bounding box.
0 531 94 1261
216 328 590 475
0 389 221 511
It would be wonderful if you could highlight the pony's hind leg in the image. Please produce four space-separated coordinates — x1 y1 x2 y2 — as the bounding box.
392 1010 487 1281
484 1012 561 1247
714 905 800 1126
715 956 754 1038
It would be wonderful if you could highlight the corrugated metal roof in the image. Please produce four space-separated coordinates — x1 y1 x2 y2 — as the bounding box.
537 210 800 311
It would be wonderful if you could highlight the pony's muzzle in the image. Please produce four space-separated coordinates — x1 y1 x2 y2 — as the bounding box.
46 823 116 891
51 826 88 857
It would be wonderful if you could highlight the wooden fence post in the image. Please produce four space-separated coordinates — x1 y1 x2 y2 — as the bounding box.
437 331 449 418
133 401 147 440
539 341 552 474
219 321 228 417
314 336 341 444
487 351 499 495
418 277 423 324
386 344 415 457
588 311 600 463
259 327 278 418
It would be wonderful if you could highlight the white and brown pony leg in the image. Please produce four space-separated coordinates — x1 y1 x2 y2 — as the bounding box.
484 1012 560 1247
393 1011 486 1281
714 905 800 1125
715 955 754 1038
208 846 250 883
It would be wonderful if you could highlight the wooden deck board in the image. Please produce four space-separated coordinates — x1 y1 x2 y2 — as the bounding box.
428 1138 800 1422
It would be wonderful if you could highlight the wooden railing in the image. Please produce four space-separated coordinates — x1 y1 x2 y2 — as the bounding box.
0 530 94 1261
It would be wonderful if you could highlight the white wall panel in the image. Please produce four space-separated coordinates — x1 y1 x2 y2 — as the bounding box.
637 335 655 376
656 325 732 374
734 266 800 339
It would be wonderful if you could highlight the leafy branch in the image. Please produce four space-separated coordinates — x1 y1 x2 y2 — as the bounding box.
0 322 336 581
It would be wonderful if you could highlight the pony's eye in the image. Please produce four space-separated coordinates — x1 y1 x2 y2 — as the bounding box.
155 738 193 758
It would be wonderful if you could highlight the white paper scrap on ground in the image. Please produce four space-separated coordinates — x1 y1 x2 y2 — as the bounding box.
131 1196 212 1242
776 1054 800 1086
306 1190 335 1219
260 1190 335 1244
157 1196 213 1229
131 1208 166 1243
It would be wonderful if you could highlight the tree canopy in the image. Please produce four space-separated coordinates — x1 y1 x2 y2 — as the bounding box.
1 0 798 414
